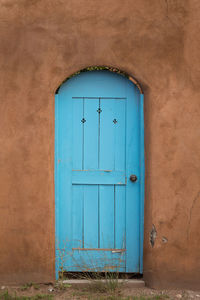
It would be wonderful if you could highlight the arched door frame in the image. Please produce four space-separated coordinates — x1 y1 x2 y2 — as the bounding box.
55 66 143 95
54 67 145 276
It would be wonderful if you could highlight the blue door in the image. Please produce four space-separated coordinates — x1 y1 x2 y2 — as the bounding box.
55 71 144 277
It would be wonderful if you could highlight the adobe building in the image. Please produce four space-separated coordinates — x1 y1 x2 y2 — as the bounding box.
0 0 199 290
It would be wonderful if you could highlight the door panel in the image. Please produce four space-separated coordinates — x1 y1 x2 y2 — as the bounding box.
99 185 115 249
72 98 83 169
84 98 99 170
84 185 99 248
115 185 126 249
99 98 126 170
55 71 144 277
72 185 83 249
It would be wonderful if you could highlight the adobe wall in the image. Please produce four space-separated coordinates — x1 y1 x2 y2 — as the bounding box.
0 0 199 289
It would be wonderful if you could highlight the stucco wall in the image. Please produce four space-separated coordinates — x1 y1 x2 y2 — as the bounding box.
0 0 199 289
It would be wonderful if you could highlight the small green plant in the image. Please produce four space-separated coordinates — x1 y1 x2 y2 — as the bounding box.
152 296 169 300
20 283 32 291
0 290 53 300
104 272 120 292
57 249 66 281
32 284 40 291
54 282 71 290
56 239 72 281
56 238 125 294
20 283 40 291
80 272 120 294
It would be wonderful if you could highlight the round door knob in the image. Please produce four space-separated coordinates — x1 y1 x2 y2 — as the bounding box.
130 175 137 182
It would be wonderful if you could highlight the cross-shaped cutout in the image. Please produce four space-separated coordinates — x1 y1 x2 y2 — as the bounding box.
81 118 86 123
97 108 102 113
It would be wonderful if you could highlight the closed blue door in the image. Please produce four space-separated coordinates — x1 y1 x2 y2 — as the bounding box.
55 71 144 277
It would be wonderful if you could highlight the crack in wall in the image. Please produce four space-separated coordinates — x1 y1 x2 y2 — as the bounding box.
150 224 157 247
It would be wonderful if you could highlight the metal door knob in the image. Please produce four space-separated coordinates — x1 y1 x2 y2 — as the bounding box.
130 175 137 182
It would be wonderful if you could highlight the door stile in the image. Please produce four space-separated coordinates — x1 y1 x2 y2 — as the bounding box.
139 93 145 273
125 83 140 272
55 92 74 278
55 94 59 279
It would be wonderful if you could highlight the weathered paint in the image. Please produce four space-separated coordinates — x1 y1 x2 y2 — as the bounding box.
55 71 144 277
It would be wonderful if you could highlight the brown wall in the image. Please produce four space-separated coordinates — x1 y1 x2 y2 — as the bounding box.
0 0 199 289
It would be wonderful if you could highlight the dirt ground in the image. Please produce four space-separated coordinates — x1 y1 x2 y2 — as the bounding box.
0 282 200 300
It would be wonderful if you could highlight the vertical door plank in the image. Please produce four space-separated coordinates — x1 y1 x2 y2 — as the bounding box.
57 92 73 252
84 98 99 170
99 99 115 170
114 99 126 171
139 94 145 273
113 100 126 253
99 185 115 248
115 185 126 249
72 98 83 170
84 185 99 248
72 185 84 248
125 83 140 272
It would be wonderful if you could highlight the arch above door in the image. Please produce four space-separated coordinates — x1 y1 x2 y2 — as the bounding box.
55 66 143 95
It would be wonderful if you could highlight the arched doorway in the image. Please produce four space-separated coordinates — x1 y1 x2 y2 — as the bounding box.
55 70 144 278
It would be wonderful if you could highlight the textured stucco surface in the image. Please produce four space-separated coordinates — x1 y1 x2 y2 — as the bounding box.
0 0 199 289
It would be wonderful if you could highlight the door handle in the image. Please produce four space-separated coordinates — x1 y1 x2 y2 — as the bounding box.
130 175 137 182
